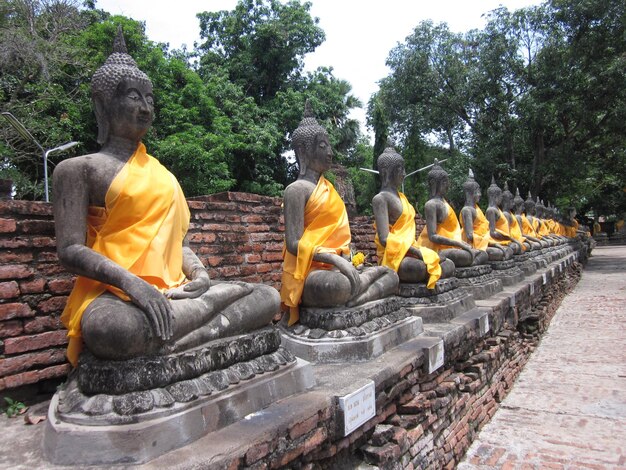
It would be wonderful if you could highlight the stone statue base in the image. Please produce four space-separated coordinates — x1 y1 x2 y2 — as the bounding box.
454 264 503 300
489 259 525 286
43 328 316 465
397 277 476 322
280 298 423 363
513 252 538 276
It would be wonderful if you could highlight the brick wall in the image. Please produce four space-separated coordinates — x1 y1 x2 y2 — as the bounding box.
210 261 583 470
0 193 424 392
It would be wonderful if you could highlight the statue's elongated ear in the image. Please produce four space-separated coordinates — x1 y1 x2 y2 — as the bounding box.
93 94 109 145
295 146 307 177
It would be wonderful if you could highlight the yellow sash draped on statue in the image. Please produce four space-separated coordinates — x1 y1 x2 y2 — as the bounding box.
375 192 441 289
508 213 526 249
493 209 511 245
280 176 351 326
536 219 550 237
521 215 537 238
417 201 463 251
460 205 490 251
61 143 190 366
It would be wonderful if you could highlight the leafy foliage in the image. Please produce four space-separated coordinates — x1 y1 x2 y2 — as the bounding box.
373 0 626 217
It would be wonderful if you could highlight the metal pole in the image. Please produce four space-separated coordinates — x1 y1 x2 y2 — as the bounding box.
43 142 79 202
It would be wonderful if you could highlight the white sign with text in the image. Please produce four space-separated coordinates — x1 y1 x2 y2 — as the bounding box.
338 380 376 436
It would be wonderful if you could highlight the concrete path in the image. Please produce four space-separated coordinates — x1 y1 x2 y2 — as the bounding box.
459 245 626 470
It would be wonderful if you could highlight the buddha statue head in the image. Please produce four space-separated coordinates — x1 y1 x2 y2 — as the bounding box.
513 188 524 215
487 176 502 207
566 206 576 219
501 181 514 212
536 198 545 218
292 101 332 177
427 159 449 198
462 169 480 205
377 146 405 189
91 27 153 145
524 191 535 215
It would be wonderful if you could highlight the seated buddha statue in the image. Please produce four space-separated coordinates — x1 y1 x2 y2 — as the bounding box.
372 147 454 288
281 103 399 325
514 189 543 249
459 170 511 261
501 182 532 251
485 177 523 255
535 199 561 243
416 160 479 267
53 31 278 366
564 207 581 238
524 193 551 247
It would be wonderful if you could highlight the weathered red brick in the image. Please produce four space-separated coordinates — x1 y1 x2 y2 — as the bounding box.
0 264 34 280
38 251 59 262
262 252 284 262
289 414 319 440
188 232 217 244
18 220 55 234
48 279 74 294
0 200 52 216
0 238 30 249
246 254 262 263
4 330 68 354
1 363 69 390
245 441 271 465
0 251 33 263
0 302 34 321
23 315 63 334
0 348 66 377
38 296 68 313
19 278 46 294
0 320 24 338
256 263 273 273
0 218 17 233
0 281 20 299
32 237 55 248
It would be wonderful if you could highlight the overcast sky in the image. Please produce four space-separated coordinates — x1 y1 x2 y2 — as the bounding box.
96 0 544 135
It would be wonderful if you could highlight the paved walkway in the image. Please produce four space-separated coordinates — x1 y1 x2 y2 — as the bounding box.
459 245 626 470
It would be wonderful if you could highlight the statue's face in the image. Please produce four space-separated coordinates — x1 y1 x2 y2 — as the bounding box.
390 162 405 188
108 78 154 141
440 175 449 194
473 187 481 203
307 132 333 173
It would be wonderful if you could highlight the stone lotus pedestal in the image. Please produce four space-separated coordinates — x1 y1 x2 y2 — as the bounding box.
396 277 476 322
43 327 315 466
489 259 525 286
279 297 423 363
514 252 538 276
453 264 503 300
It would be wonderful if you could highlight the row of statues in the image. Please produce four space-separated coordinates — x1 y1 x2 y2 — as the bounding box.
53 30 583 368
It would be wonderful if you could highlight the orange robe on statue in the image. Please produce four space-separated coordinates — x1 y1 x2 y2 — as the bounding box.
460 204 491 251
521 215 537 238
417 200 464 251
280 176 351 326
508 213 526 249
375 192 441 289
493 209 512 245
61 143 190 366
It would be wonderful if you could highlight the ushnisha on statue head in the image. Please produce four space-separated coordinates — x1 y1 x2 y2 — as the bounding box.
91 26 153 145
513 188 524 214
377 146 405 188
462 169 480 204
524 191 535 215
291 101 331 177
487 176 502 206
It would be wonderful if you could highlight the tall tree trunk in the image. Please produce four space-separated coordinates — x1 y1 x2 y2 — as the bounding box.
531 129 545 196
446 127 455 155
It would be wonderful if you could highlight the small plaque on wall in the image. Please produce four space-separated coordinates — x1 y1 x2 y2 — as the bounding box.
337 380 376 436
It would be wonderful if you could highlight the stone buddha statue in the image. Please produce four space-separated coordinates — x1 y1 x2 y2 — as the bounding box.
536 199 560 242
501 182 532 251
513 188 543 249
53 30 279 366
485 177 523 255
372 147 454 287
416 160 478 267
281 103 398 325
459 170 510 261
